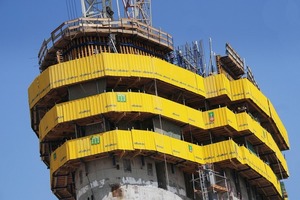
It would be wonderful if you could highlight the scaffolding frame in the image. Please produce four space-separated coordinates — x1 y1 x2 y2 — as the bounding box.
192 164 229 200
170 40 206 76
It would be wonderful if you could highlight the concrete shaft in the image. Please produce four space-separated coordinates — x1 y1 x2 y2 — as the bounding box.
75 156 188 200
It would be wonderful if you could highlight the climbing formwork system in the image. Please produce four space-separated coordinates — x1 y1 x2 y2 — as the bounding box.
28 1 289 200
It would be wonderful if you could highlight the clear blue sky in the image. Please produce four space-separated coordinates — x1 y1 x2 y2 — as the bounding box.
0 0 298 199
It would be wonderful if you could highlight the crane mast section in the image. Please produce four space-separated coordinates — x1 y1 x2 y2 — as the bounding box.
81 0 113 18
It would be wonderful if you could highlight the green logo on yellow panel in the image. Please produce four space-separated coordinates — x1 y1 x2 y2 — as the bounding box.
188 145 193 152
91 136 100 145
117 94 126 102
208 112 215 123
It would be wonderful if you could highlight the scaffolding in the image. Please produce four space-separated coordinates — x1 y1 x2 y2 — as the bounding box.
192 164 229 200
169 40 206 76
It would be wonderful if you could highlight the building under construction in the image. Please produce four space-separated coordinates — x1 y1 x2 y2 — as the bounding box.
28 1 289 199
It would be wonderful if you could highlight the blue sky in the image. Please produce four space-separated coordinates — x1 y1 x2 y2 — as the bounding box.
0 0 299 199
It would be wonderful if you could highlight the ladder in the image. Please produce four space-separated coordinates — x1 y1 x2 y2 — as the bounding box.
108 34 118 53
199 169 209 200
56 50 64 63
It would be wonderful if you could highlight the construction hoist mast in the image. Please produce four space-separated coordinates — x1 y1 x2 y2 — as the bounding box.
122 0 152 25
80 0 152 26
80 0 113 18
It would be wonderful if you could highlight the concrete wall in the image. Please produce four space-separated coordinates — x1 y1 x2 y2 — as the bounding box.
225 168 264 200
74 158 267 200
165 163 187 197
153 118 181 140
75 156 189 200
68 79 106 101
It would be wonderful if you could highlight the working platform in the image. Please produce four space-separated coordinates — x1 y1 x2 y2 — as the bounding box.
217 43 245 79
38 17 173 71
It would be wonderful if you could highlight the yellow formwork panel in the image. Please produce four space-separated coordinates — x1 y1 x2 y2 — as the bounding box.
154 133 172 155
49 130 282 195
39 91 288 177
192 144 204 163
115 130 135 150
230 79 289 147
39 92 288 175
28 76 40 107
268 100 289 148
57 133 100 170
170 139 194 161
230 79 246 101
60 56 102 89
226 108 238 130
222 74 232 97
108 92 127 112
236 112 249 131
236 113 289 175
237 113 267 143
50 142 68 174
202 140 236 163
141 93 155 113
102 130 133 152
38 67 51 99
84 135 99 155
68 136 97 159
29 54 284 139
161 97 188 122
126 92 146 113
151 95 163 114
241 79 270 117
194 75 206 97
29 52 288 169
152 58 172 85
204 74 231 98
39 92 207 141
102 53 132 77
28 53 208 109
28 55 104 108
202 107 238 130
130 54 154 78
68 130 134 160
132 130 156 151
186 107 204 128
234 142 244 162
39 107 58 139
241 146 282 196
102 92 117 113
28 53 284 147
203 108 224 128
152 58 206 97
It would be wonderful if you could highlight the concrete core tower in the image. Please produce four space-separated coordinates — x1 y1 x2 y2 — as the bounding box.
28 1 289 200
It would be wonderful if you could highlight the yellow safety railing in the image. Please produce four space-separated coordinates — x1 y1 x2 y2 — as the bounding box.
40 92 288 176
240 146 282 194
39 92 206 141
230 78 270 117
202 107 238 130
236 113 288 175
204 73 232 98
28 53 289 148
268 100 289 148
28 53 205 109
50 130 283 197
